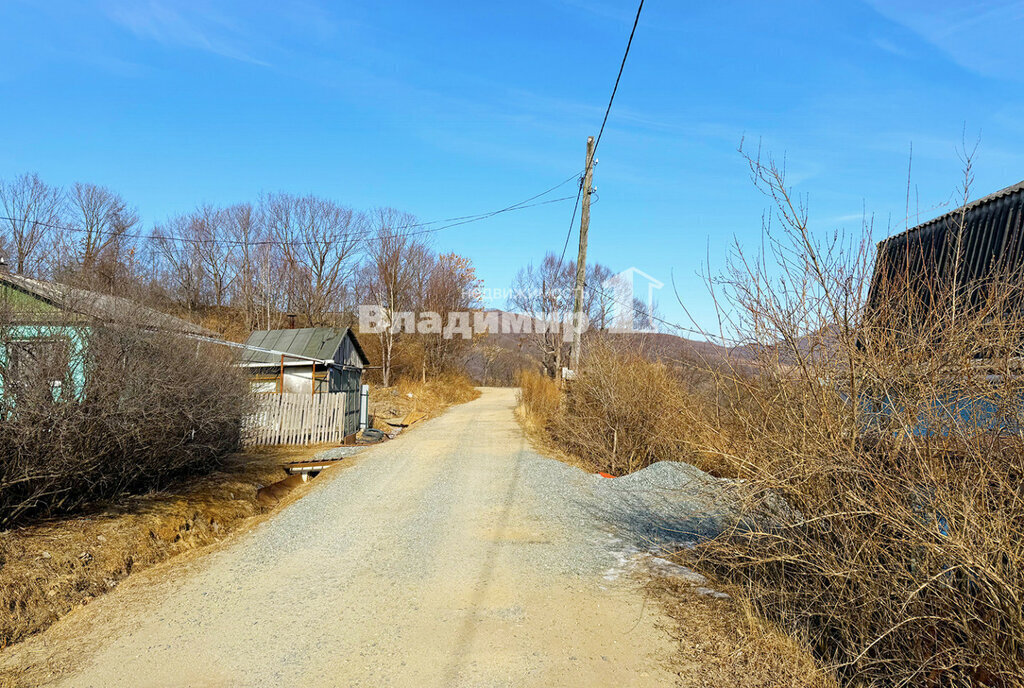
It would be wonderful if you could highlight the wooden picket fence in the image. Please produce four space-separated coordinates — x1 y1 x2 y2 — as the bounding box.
245 393 349 446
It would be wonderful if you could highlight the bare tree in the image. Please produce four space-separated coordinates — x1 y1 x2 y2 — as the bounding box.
422 252 480 380
225 202 264 330
588 263 615 331
0 173 64 277
64 182 140 291
151 213 206 311
509 253 576 377
265 193 363 326
363 208 431 386
508 255 617 375
191 204 236 309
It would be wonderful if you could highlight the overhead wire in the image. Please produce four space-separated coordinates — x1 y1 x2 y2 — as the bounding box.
0 172 582 249
555 0 645 270
594 0 644 154
581 279 715 341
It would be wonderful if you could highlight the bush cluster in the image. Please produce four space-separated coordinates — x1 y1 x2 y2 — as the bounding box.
695 157 1024 684
518 339 729 476
0 325 249 528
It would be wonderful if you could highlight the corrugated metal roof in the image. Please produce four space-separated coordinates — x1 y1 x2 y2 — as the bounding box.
0 272 211 335
239 327 367 366
879 179 1024 249
867 179 1024 315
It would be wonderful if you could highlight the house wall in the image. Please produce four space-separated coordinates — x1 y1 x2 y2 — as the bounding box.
0 324 89 400
336 335 365 369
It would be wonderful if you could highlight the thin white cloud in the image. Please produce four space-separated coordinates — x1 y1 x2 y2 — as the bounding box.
102 1 271 67
865 0 1024 79
872 37 914 59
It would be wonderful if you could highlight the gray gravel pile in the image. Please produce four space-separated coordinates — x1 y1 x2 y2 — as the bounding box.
588 461 742 546
515 452 745 567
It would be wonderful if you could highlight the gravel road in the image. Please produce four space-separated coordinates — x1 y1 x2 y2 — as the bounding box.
4 388 730 687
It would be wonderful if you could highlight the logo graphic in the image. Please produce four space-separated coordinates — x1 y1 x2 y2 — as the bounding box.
603 267 663 333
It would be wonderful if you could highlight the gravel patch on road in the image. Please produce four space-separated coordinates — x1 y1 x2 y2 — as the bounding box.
517 454 741 546
309 446 366 461
308 428 739 592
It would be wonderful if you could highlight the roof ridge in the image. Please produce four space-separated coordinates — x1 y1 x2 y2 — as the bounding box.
879 178 1024 247
0 272 209 335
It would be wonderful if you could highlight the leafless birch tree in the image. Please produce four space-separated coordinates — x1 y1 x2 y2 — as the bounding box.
362 208 431 386
264 193 364 326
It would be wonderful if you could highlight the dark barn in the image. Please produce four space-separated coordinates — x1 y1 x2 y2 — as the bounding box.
868 180 1024 321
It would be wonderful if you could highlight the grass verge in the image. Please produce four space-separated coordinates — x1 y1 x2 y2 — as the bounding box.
650 575 836 688
369 373 481 423
0 444 326 650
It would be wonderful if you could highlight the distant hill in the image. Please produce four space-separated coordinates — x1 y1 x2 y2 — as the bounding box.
461 310 749 383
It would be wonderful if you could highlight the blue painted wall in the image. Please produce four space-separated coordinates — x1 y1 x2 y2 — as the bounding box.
0 324 89 401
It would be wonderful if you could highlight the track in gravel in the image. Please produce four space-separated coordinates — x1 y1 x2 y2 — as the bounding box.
4 388 679 687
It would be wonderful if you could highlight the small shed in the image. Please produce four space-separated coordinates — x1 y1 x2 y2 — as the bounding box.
237 326 368 395
237 327 369 438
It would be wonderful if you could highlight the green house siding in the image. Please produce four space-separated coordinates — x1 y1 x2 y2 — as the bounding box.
1 283 59 313
0 324 89 400
1 282 89 401
0 273 209 406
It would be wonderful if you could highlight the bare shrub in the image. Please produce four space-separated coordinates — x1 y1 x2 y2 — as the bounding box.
557 340 688 474
686 148 1024 686
517 340 734 476
515 337 739 476
0 321 249 528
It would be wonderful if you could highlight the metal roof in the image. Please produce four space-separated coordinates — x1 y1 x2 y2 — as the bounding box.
879 179 1024 250
239 327 368 366
868 179 1024 314
0 272 212 335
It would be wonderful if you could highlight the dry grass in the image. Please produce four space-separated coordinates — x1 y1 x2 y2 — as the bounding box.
0 444 325 650
516 369 560 428
513 370 603 474
369 372 481 423
682 151 1024 686
516 342 733 477
651 575 837 688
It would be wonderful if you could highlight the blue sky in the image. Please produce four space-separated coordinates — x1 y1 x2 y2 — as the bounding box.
3 0 1024 334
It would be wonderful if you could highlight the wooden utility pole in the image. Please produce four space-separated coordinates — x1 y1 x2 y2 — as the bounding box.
569 136 595 375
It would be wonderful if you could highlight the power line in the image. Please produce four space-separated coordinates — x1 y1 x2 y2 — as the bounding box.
594 0 644 155
0 173 581 249
555 0 645 270
557 182 584 267
583 279 715 341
